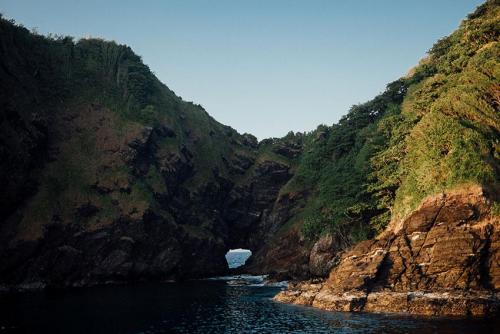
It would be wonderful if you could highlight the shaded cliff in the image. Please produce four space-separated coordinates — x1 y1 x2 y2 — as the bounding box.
0 16 304 288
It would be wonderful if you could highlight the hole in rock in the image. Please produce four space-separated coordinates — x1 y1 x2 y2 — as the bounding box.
225 248 252 269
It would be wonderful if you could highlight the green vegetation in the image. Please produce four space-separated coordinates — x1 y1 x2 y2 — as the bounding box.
0 13 278 239
292 0 499 242
1 1 498 251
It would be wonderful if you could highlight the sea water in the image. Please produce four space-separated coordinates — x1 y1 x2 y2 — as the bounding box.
0 278 497 333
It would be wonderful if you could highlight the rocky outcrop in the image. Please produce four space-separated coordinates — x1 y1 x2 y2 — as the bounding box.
222 160 293 249
242 189 316 280
308 234 340 277
275 187 500 316
246 226 311 280
0 106 303 289
0 93 304 289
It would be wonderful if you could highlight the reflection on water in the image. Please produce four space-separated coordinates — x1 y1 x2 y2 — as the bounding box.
0 280 497 334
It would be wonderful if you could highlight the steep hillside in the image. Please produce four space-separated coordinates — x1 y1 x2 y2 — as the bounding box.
0 15 304 287
275 0 500 316
249 0 499 280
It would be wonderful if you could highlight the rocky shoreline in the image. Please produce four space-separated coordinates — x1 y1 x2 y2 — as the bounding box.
275 281 499 317
274 187 500 317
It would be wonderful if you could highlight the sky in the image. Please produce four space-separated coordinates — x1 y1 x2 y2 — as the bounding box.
0 0 484 139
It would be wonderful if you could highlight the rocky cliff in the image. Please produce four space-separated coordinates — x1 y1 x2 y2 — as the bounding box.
273 0 500 317
275 187 500 316
0 16 305 289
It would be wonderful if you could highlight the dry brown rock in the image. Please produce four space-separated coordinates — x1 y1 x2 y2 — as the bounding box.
275 186 500 316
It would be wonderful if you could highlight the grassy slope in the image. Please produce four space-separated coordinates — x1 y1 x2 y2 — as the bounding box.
274 0 499 245
0 15 297 243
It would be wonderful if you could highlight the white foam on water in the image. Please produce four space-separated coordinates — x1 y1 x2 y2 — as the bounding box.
204 274 288 288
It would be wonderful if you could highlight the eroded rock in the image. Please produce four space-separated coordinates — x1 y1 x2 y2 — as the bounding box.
275 187 500 316
308 234 339 277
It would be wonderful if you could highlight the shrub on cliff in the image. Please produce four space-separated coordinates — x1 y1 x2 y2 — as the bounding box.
296 0 499 242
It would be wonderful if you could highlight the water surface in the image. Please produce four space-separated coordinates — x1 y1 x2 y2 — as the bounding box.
0 279 496 334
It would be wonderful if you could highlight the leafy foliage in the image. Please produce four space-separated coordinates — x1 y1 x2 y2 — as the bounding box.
1 1 498 248
295 0 500 242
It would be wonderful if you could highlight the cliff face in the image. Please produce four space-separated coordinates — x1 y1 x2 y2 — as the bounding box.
0 17 304 288
263 0 500 284
275 187 500 316
274 0 500 317
0 99 302 287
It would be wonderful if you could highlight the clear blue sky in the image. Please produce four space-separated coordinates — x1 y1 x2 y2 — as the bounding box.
0 0 484 139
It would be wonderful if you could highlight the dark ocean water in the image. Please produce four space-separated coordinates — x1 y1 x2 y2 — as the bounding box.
0 278 497 334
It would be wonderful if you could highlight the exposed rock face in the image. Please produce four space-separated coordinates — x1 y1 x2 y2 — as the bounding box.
242 190 314 281
0 218 228 288
275 187 500 316
308 234 340 277
246 226 310 280
0 18 311 289
222 160 293 250
0 102 302 288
